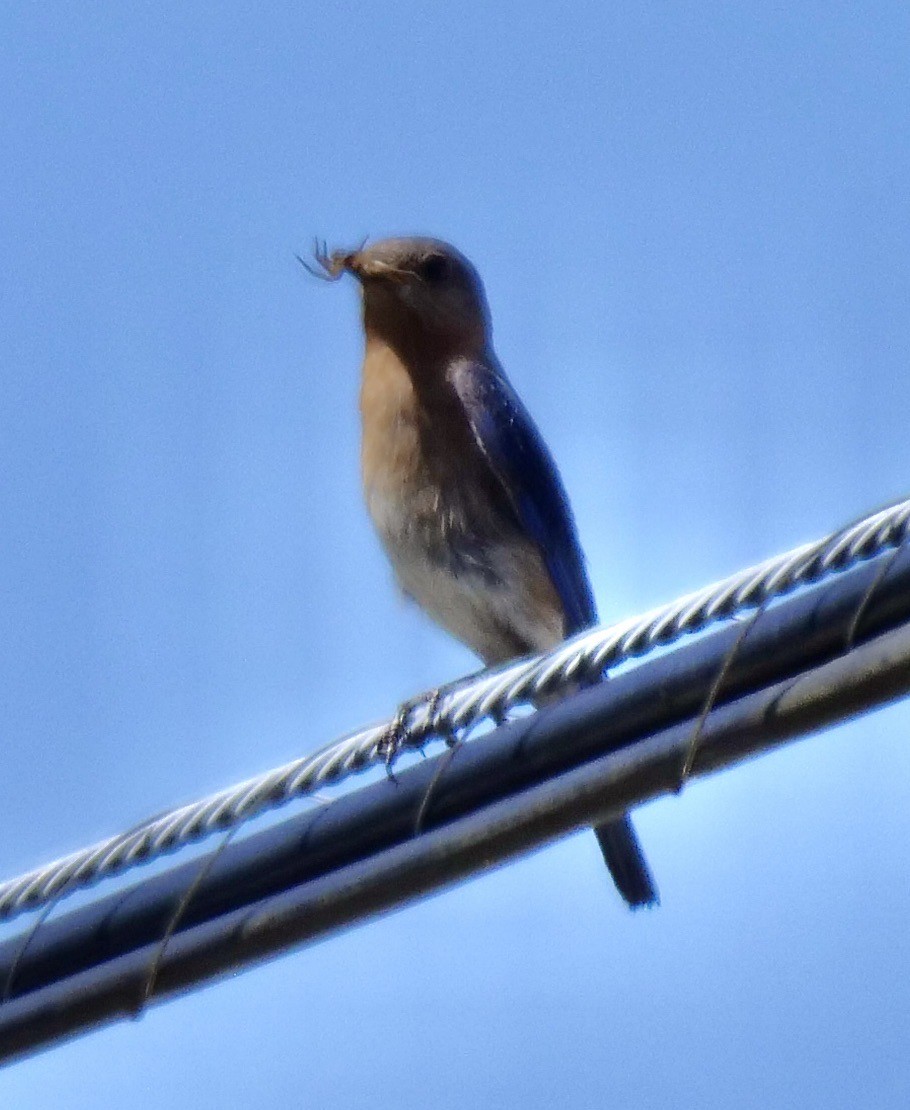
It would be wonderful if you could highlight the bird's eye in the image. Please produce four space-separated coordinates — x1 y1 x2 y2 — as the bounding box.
420 255 451 283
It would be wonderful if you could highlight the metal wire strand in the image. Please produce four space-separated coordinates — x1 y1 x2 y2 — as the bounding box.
1 495 909 924
677 605 766 788
135 827 239 1016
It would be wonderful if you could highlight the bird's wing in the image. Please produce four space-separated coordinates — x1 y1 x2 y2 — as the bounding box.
451 360 658 909
450 358 597 634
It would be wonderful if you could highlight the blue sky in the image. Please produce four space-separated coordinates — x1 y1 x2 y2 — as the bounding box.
2 3 910 1106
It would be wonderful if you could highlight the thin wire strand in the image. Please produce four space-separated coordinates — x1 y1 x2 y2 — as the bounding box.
1 495 908 924
135 827 239 1015
413 740 465 836
843 536 906 652
677 605 766 788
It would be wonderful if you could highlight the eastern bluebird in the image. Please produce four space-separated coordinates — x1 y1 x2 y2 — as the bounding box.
311 236 657 909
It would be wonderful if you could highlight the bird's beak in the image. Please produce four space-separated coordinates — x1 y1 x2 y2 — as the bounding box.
343 253 409 284
304 241 412 285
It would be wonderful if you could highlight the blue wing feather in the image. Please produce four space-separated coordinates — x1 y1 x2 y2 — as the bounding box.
450 358 597 634
451 358 658 908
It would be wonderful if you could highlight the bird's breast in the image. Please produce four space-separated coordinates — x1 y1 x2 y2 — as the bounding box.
358 343 564 662
360 342 476 552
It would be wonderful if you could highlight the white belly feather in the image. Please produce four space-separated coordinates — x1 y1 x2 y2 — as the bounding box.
366 486 563 664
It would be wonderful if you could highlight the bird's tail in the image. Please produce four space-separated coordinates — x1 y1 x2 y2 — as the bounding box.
593 815 659 909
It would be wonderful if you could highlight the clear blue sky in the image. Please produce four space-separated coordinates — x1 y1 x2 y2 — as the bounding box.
2 3 910 1106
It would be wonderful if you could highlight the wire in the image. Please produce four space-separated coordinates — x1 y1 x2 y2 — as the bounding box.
5 611 910 1065
1 494 908 923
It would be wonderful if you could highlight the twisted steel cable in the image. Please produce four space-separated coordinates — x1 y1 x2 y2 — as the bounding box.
2 495 908 923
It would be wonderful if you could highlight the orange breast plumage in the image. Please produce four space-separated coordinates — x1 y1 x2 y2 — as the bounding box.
359 340 564 663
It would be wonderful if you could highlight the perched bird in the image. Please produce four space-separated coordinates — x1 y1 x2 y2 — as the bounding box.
311 236 657 909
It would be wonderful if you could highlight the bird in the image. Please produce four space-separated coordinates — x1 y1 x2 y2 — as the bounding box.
310 235 658 909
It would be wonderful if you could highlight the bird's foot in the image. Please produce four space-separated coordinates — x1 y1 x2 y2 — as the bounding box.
378 686 452 776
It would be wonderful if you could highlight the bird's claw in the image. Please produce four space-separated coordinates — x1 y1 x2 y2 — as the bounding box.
378 702 413 778
378 687 451 777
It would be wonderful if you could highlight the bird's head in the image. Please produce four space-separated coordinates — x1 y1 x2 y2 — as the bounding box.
307 236 492 356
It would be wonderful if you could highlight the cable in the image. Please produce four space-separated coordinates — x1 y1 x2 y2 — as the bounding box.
1 494 908 923
3 612 910 1065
